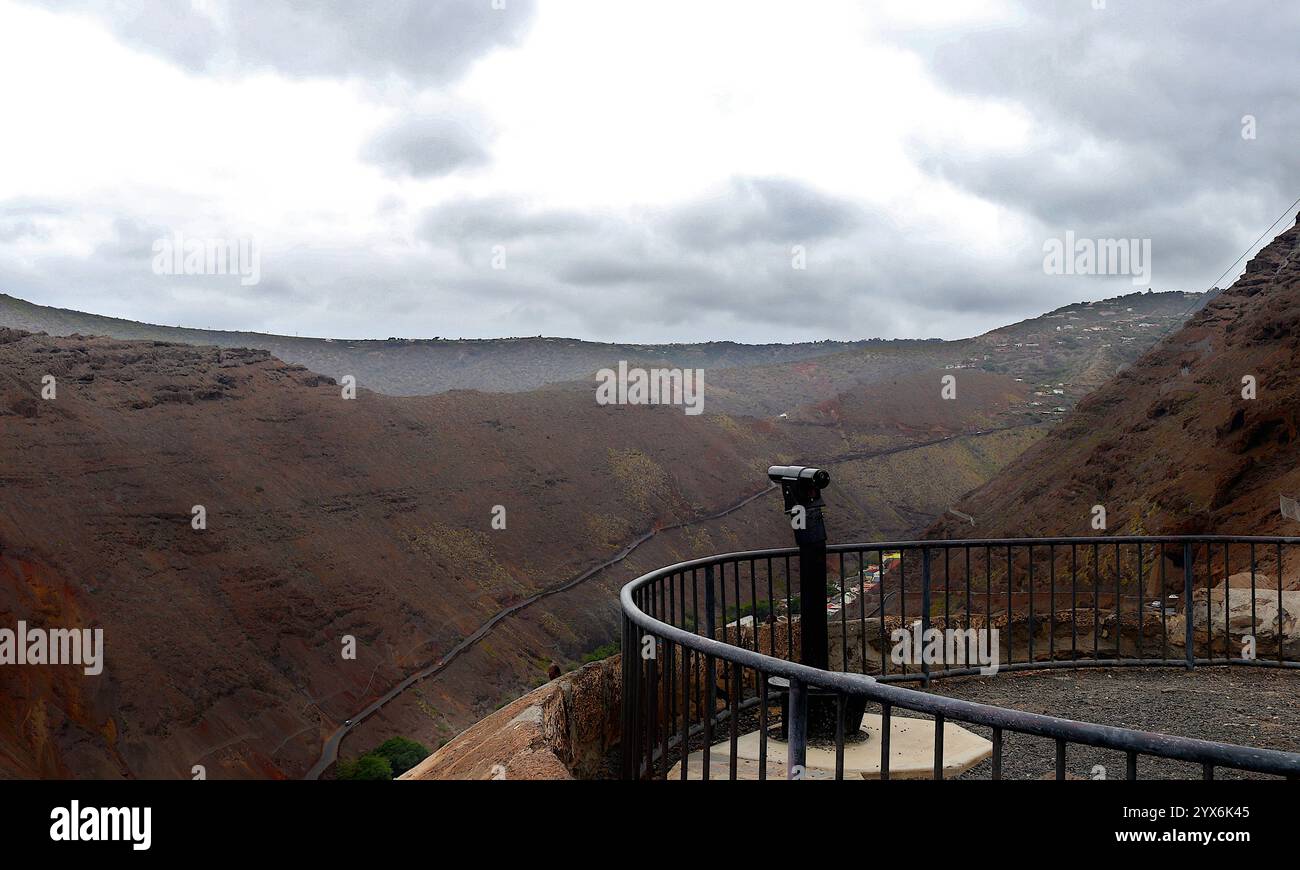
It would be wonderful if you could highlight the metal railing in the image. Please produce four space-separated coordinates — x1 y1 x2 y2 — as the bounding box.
620 536 1300 780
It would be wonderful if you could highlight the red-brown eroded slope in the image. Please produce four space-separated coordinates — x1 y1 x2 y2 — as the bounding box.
0 318 1107 779
0 333 789 778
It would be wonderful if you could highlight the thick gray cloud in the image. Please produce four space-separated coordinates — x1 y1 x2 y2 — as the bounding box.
407 178 1053 341
363 115 491 178
30 0 537 84
667 177 862 249
0 192 1136 343
5 1 1298 344
421 197 598 244
903 0 1300 291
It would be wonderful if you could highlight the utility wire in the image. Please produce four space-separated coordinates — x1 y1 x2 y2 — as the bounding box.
1173 193 1300 320
1201 194 1300 299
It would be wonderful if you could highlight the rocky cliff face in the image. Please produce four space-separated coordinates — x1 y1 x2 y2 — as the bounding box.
399 656 622 781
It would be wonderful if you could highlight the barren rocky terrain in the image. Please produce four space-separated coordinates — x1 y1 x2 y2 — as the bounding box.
1 290 1197 408
0 288 1198 779
0 328 1035 778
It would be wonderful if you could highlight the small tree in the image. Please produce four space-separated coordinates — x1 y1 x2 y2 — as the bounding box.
373 737 430 777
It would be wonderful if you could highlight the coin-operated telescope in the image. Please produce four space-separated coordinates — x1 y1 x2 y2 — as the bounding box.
767 465 830 546
767 466 831 669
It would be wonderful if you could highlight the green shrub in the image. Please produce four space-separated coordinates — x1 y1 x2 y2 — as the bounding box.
337 753 393 781
581 641 619 663
337 736 430 780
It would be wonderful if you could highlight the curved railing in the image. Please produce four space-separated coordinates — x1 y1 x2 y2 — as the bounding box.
620 537 1300 780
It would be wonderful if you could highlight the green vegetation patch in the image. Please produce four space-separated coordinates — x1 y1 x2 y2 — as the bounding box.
336 736 431 780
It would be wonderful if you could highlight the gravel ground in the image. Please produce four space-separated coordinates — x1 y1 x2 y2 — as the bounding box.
921 666 1300 780
641 666 1298 780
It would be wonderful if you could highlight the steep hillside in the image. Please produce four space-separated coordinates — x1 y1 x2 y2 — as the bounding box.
701 290 1198 418
786 369 1034 439
0 328 798 777
0 328 1038 779
930 215 1300 541
0 285 1207 778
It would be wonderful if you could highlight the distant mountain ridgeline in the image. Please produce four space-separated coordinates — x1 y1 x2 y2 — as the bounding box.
700 290 1202 417
0 293 888 395
0 290 1199 402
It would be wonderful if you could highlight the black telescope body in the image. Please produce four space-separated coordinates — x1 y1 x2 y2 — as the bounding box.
767 465 830 516
767 465 830 487
765 464 861 738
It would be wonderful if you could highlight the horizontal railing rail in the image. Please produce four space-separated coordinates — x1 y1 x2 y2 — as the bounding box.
620 536 1300 781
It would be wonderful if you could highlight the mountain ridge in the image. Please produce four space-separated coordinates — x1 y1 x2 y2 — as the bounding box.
0 290 1200 399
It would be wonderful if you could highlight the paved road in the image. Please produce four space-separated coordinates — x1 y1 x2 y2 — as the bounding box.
304 423 1040 778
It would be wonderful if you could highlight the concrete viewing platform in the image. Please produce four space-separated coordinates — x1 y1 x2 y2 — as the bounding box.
669 713 992 780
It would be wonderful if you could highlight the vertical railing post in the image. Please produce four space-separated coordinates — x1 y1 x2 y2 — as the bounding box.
622 609 645 779
704 564 717 639
921 547 932 687
633 602 646 778
646 642 658 779
1183 542 1195 670
787 677 808 780
620 614 633 779
702 564 716 780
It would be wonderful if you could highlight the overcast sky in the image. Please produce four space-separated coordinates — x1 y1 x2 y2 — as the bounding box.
0 0 1296 343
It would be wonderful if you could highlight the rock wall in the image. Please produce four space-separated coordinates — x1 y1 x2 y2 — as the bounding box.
399 656 622 780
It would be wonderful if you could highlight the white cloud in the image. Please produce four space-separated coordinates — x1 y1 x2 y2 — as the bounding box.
0 0 1295 343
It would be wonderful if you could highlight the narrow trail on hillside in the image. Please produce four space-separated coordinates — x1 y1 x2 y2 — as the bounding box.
305 421 1041 778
